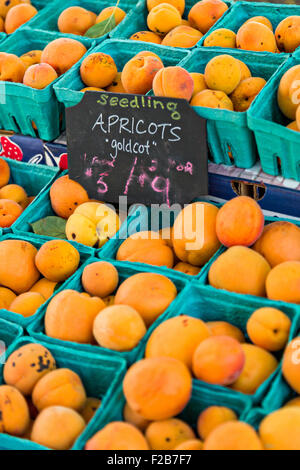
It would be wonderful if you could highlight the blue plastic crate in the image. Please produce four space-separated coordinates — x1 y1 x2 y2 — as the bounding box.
0 336 126 450
0 318 23 350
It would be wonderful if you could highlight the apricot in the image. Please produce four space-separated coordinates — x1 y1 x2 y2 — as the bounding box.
204 54 241 95
0 0 22 19
197 406 237 440
216 196 264 247
236 59 252 81
204 421 263 450
82 261 119 298
9 292 44 317
0 239 40 294
5 3 37 34
206 321 245 342
93 305 146 351
85 421 149 450
0 286 16 308
191 89 233 110
147 3 181 35
50 175 89 219
58 6 96 35
4 343 56 395
130 31 162 44
162 25 203 48
32 368 86 412
124 357 192 420
174 439 203 450
116 232 174 268
96 6 126 26
0 157 10 187
29 278 57 300
31 406 85 450
282 337 300 394
297 105 300 130
106 72 126 93
173 262 201 275
193 335 245 386
114 272 177 326
41 38 87 76
80 53 117 88
190 72 207 97
66 213 98 247
145 315 211 370
243 16 273 31
236 22 277 53
247 307 291 352
145 419 195 450
35 240 80 283
209 246 271 297
231 344 278 394
81 86 104 92
45 290 105 344
266 261 300 303
147 0 185 15
204 28 236 48
278 65 300 120
253 221 300 267
23 63 58 89
275 16 300 53
81 397 101 424
188 0 228 34
172 202 221 266
0 52 25 82
123 402 151 432
230 77 266 112
153 66 194 101
121 52 163 95
0 183 27 208
259 407 300 450
20 50 42 69
0 199 22 227
0 385 30 436
285 397 300 408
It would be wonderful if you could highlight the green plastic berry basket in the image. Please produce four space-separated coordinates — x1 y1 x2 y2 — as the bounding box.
0 156 59 235
0 28 93 141
27 256 188 365
0 336 126 450
0 318 23 350
248 54 300 181
177 47 287 168
0 233 92 329
53 38 191 108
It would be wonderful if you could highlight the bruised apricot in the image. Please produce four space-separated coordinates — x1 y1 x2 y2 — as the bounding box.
153 66 194 100
41 38 87 76
206 321 245 342
191 89 233 110
106 72 126 93
82 261 119 298
0 385 30 436
282 337 300 394
204 28 236 48
96 6 126 26
145 315 211 370
130 31 162 44
85 421 149 450
147 0 185 15
188 0 228 34
0 183 28 208
197 406 237 440
4 343 56 395
81 397 101 424
123 402 151 432
58 6 96 36
147 3 182 35
0 286 16 308
247 307 291 352
145 419 195 450
121 52 163 95
35 240 80 282
259 407 300 450
80 53 117 88
162 25 203 48
236 21 277 53
5 3 37 34
266 261 300 304
204 421 263 450
173 262 201 275
230 77 266 112
0 199 22 227
9 292 45 317
0 52 25 82
0 158 10 187
114 272 177 326
275 16 300 53
29 278 57 300
50 175 89 219
23 63 58 89
123 357 192 420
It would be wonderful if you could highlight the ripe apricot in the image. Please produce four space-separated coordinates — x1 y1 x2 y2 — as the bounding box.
80 53 117 88
85 421 149 450
204 421 263 450
130 31 162 44
266 261 300 303
259 407 300 450
123 357 192 420
20 50 42 69
4 343 56 395
0 286 16 308
275 16 300 53
58 6 96 36
278 65 300 120
41 38 87 76
32 368 86 412
209 246 271 297
81 86 104 92
114 272 177 326
145 419 195 450
147 0 185 15
230 77 266 112
0 52 25 82
50 175 89 219
247 307 291 352
9 292 45 317
123 402 151 431
0 199 22 227
23 63 58 89
0 157 10 187
173 262 201 275
188 0 228 34
236 22 277 53
0 239 40 294
172 202 221 266
82 261 119 298
282 337 300 394
174 439 203 450
192 335 245 385
297 105 300 130
243 16 273 31
216 196 264 247
31 406 85 450
96 6 126 26
29 278 57 300
145 315 211 370
236 59 252 81
81 397 101 424
287 121 300 131
204 54 241 95
35 240 80 282
93 305 146 351
231 344 278 394
204 28 236 48
197 406 237 440
106 72 126 93
153 66 194 100
206 321 245 342
162 25 203 48
45 290 105 344
0 0 22 19
284 397 300 408
147 3 181 35
5 3 37 34
191 89 233 110
0 385 30 436
190 72 207 97
121 52 163 95
0 183 27 208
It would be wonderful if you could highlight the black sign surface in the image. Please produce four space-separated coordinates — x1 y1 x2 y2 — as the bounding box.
66 92 208 206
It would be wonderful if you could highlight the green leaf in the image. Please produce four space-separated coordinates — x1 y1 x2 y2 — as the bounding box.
84 16 117 38
31 217 67 239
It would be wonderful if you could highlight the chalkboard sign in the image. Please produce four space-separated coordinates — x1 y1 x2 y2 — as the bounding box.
66 91 208 206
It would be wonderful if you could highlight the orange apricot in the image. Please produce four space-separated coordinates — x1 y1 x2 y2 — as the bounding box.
236 21 277 53
0 183 28 208
123 402 151 431
106 72 126 93
197 406 238 440
0 385 30 436
188 0 228 34
190 72 207 97
0 52 25 82
247 307 291 352
204 28 236 48
230 77 266 112
41 38 87 76
0 199 22 227
243 16 273 31
35 240 80 282
0 157 10 187
130 31 162 44
81 86 104 92
282 337 300 394
206 321 245 342
20 50 42 69
9 292 45 317
58 6 96 35
278 65 300 120
50 175 89 219
121 52 163 95
191 89 234 110
96 6 126 26
204 421 263 450
284 397 300 408
147 3 182 35
81 397 101 424
153 66 194 100
29 278 57 300
275 16 300 53
80 53 117 88
147 0 185 15
259 407 300 450
5 3 37 34
23 63 58 89
85 421 149 450
0 286 16 308
266 261 300 304
162 25 203 48
204 54 242 95
0 0 22 19
173 262 201 275
145 419 195 450
174 439 203 450
82 261 119 298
